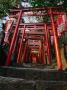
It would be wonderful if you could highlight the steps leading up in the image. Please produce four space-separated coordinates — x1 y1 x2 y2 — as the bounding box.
0 66 67 81
0 76 67 90
0 64 67 90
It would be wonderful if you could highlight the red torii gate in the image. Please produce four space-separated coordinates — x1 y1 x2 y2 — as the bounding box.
5 6 67 70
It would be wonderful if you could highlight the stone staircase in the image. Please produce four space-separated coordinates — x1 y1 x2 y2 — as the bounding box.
0 64 67 90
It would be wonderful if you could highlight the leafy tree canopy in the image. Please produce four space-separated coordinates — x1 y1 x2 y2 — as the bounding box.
29 0 65 7
0 0 21 17
0 0 67 17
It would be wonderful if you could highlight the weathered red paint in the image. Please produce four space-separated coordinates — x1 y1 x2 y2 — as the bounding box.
17 25 26 64
6 10 22 65
50 8 62 70
4 6 67 70
45 24 51 65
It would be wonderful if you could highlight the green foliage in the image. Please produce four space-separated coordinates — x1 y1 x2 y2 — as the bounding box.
63 0 67 7
29 0 64 7
29 0 64 23
0 0 21 18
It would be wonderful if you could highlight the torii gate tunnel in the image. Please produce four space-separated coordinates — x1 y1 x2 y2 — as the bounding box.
4 6 67 70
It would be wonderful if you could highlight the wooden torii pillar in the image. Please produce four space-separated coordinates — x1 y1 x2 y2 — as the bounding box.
50 8 62 70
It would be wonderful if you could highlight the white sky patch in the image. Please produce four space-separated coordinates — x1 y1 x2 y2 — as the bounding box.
21 2 32 7
57 1 63 5
22 2 38 23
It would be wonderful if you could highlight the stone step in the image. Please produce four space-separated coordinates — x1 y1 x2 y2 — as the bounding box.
0 76 67 90
12 63 56 69
36 80 67 90
0 66 67 81
0 76 35 90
